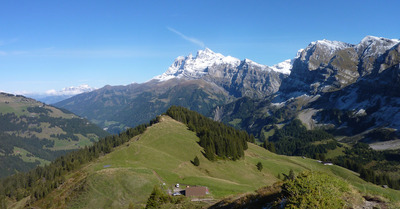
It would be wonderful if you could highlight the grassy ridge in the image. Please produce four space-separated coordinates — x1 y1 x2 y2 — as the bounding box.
31 116 400 209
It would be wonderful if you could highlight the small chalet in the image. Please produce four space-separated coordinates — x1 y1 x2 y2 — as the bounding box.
184 186 209 197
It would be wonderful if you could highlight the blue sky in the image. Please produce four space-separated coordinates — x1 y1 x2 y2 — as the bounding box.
1 0 399 94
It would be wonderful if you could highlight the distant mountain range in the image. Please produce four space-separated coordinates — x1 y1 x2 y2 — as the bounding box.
26 84 96 104
55 36 400 149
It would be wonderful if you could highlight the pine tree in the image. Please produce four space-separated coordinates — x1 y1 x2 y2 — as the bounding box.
256 162 263 171
193 156 200 166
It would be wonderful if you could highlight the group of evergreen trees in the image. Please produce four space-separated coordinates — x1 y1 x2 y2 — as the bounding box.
267 119 337 158
166 106 254 161
333 143 400 190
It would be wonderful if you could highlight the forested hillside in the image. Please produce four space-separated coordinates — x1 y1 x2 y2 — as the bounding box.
0 93 109 178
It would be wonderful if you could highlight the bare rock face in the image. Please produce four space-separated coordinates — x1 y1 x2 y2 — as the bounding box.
202 59 286 99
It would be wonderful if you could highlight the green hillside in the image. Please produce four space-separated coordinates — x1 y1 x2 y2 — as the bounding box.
22 116 400 209
0 93 109 178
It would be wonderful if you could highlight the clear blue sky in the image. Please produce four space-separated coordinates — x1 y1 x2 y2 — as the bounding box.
1 0 399 94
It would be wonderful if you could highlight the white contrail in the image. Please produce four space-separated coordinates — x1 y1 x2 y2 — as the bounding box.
167 27 205 48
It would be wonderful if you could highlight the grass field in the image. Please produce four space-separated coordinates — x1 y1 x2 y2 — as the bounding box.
31 116 400 209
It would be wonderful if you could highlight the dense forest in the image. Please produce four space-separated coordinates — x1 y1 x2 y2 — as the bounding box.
166 106 254 161
267 119 337 158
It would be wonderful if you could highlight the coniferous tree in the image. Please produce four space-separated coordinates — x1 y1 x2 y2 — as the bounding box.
256 162 263 171
193 156 200 166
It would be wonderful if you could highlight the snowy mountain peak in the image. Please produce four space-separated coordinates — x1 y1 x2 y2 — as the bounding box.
357 35 400 54
309 39 353 53
360 35 400 45
195 48 224 60
154 48 241 81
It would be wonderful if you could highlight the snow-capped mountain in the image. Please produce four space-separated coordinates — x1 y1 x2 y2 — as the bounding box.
154 48 290 98
154 48 240 81
27 84 96 104
154 48 291 81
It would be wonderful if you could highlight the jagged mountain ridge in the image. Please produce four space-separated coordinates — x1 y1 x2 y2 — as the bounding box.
56 36 400 145
279 36 400 95
154 48 289 98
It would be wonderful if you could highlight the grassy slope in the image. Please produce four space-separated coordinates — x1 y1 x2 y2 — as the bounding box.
32 116 400 209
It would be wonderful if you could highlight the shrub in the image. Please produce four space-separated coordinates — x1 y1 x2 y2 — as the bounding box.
282 171 350 208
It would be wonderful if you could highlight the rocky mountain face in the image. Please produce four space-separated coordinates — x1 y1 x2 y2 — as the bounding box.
279 36 400 95
216 36 400 148
56 49 289 133
311 42 400 140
